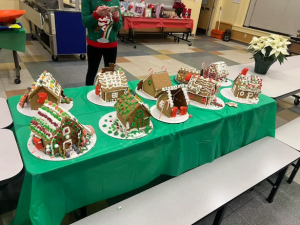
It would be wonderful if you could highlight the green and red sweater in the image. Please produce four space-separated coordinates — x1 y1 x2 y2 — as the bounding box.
81 0 122 48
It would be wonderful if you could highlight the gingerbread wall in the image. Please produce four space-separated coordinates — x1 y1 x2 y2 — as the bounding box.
142 76 156 97
157 93 172 118
30 87 60 110
103 89 126 101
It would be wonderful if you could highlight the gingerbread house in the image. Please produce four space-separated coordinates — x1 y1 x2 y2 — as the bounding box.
114 93 152 134
188 76 221 106
95 64 128 102
176 67 200 84
156 85 189 118
137 71 172 98
29 100 94 158
231 68 262 103
19 71 72 110
204 61 229 81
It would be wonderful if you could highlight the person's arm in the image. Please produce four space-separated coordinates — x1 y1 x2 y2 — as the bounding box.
112 2 122 31
81 0 99 28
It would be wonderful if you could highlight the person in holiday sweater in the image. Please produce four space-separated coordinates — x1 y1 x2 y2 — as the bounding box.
81 0 122 85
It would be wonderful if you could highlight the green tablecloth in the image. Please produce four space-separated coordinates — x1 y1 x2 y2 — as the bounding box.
8 77 276 225
0 27 26 52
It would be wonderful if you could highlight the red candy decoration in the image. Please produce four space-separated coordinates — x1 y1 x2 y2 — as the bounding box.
171 107 178 117
180 106 187 115
240 68 249 75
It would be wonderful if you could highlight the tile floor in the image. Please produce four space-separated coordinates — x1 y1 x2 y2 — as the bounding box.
1 35 300 225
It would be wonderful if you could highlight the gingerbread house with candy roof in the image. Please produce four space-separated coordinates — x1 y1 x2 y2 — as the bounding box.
188 75 221 106
29 100 94 159
19 71 72 110
176 67 201 84
231 68 262 103
204 61 229 82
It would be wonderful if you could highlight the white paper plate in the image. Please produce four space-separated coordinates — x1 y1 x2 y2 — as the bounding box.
220 79 232 87
87 90 115 107
150 106 189 124
220 88 259 104
190 97 225 110
135 88 157 101
99 112 153 140
27 132 96 161
17 101 73 117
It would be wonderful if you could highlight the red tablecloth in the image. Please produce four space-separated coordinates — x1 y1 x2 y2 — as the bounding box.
123 17 193 30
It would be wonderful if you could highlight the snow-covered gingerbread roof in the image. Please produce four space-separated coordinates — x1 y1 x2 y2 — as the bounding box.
96 71 128 90
161 84 190 108
188 76 219 97
28 71 62 100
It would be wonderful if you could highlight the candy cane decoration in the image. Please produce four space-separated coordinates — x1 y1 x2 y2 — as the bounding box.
215 84 221 99
159 99 170 119
161 66 167 72
148 68 153 75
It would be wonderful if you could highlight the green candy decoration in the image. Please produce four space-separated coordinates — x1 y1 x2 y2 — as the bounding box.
136 109 144 118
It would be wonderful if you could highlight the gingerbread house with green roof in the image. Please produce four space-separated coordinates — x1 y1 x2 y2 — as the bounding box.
114 93 152 134
29 100 94 159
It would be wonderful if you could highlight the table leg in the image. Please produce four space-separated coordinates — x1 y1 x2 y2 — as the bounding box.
213 205 227 225
266 166 288 203
12 51 21 84
287 159 300 184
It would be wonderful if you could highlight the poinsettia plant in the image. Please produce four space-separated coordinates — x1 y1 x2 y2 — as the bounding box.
248 34 291 64
173 2 186 15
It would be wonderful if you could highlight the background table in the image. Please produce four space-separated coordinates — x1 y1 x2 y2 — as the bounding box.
119 17 193 48
0 129 23 188
8 76 276 225
0 97 13 129
0 27 26 84
227 55 300 102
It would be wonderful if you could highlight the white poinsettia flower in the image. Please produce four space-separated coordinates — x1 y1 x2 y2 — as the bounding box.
250 37 259 44
249 34 290 61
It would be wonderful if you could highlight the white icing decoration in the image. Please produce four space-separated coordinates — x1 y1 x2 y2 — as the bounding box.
159 100 165 108
112 92 118 99
66 134 70 139
95 71 128 89
63 127 70 136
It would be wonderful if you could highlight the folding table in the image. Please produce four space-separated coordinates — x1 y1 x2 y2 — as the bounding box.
0 27 26 84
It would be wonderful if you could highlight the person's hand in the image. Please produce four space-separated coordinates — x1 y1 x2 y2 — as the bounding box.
112 11 119 19
96 6 110 17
